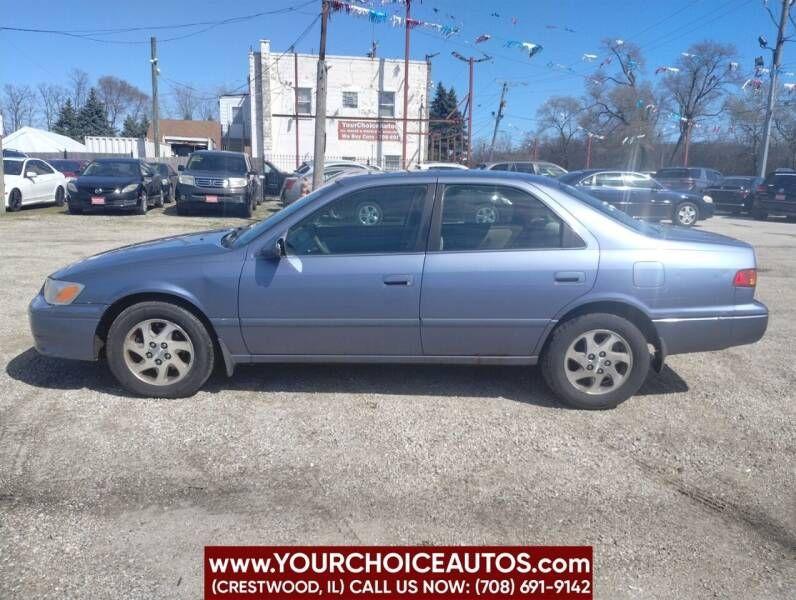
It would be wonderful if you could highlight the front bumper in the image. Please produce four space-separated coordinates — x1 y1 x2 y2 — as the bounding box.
68 190 139 209
653 301 768 356
28 293 106 361
176 184 248 206
699 201 715 219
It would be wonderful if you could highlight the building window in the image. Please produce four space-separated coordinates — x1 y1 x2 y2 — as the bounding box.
384 155 401 171
296 88 312 115
342 91 358 108
378 91 395 117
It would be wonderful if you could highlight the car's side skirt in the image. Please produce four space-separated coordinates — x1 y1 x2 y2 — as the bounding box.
231 354 538 366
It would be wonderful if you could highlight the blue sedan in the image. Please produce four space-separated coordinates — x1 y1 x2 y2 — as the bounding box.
28 171 767 409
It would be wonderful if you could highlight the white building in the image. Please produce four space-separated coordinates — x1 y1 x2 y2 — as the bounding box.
219 93 251 153
248 40 430 171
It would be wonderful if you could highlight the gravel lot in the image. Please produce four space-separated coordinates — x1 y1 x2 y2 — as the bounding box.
0 201 793 599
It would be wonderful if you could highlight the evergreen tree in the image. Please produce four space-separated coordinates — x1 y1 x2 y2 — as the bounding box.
75 88 114 139
121 114 150 138
427 82 466 162
52 99 79 141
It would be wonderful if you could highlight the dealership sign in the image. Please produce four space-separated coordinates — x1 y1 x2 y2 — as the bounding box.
338 120 400 141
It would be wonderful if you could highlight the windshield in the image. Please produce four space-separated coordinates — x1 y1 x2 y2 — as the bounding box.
3 160 24 176
558 182 658 234
186 153 246 174
83 161 139 178
224 185 330 248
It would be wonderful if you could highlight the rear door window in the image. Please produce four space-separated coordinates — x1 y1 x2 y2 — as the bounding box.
657 168 688 179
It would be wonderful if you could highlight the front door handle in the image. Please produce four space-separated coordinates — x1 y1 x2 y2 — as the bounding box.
554 271 585 284
383 274 413 286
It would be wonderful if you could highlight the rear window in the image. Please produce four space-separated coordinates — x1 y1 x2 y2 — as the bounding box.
765 174 796 189
656 168 690 179
3 159 23 175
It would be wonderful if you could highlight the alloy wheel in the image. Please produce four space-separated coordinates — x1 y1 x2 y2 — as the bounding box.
563 329 634 395
676 204 697 226
122 318 194 386
475 205 498 224
357 203 382 226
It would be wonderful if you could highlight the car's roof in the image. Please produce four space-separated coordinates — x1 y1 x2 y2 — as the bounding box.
333 169 553 187
3 157 26 162
190 149 245 156
90 157 141 163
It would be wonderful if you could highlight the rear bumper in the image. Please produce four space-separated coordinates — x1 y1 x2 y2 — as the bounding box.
28 293 105 361
653 301 768 356
756 198 796 216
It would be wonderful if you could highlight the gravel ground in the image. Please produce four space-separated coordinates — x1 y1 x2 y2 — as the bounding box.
0 201 793 599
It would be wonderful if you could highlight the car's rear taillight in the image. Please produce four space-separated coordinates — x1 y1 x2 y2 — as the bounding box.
733 269 757 287
755 184 767 193
284 178 296 191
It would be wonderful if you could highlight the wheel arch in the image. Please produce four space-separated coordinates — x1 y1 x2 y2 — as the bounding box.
539 299 664 371
94 291 233 374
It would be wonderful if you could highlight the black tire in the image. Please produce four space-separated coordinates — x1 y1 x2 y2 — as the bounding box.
54 186 66 206
176 203 191 216
67 201 83 215
106 301 215 398
541 313 651 410
7 189 22 212
673 201 698 227
239 198 253 218
752 207 768 221
135 190 148 215
155 188 165 208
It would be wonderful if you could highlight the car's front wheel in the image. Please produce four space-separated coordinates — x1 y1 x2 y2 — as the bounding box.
673 202 698 227
54 186 65 206
135 190 148 215
106 301 215 398
7 189 22 212
541 313 650 410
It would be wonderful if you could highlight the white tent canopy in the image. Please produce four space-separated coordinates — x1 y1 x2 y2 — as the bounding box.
4 127 87 153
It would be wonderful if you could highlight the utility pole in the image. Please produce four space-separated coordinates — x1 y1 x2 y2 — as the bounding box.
683 119 692 167
401 0 412 169
312 0 330 188
451 52 491 165
150 37 160 159
488 82 508 161
294 49 301 169
0 119 5 216
585 134 593 169
758 0 793 177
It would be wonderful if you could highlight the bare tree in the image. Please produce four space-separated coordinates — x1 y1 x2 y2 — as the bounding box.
535 96 584 168
172 84 198 120
68 68 90 109
2 84 36 132
37 83 66 130
97 75 149 131
661 41 740 163
725 90 768 174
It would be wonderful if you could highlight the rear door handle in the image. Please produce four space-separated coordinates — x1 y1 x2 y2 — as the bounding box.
554 271 585 284
383 274 413 286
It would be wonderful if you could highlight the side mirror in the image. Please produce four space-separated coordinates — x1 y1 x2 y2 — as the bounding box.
177 164 185 171
26 171 37 179
259 238 286 260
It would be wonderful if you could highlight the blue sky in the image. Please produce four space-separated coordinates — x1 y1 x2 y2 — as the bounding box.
1 0 784 143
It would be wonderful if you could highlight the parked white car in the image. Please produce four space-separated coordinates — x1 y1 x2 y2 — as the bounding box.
3 157 68 211
413 161 469 171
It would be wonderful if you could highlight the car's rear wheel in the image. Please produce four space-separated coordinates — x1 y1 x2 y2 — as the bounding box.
673 202 698 227
7 189 22 212
106 301 215 398
752 207 768 221
239 197 254 218
541 313 650 410
155 188 165 208
54 186 65 206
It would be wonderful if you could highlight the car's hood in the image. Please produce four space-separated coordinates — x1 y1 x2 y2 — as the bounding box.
52 228 233 280
74 175 140 189
656 224 749 248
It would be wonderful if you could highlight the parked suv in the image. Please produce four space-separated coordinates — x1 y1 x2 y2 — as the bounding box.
175 150 260 217
751 170 796 221
476 161 568 177
654 167 722 193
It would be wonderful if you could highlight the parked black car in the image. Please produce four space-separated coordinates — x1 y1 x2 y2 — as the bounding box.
148 161 178 203
704 176 762 214
66 158 163 215
752 170 796 221
560 169 714 227
654 167 722 193
175 150 260 217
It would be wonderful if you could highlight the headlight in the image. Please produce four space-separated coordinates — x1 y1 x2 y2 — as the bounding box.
179 175 195 185
122 183 138 193
67 182 78 193
702 194 713 203
226 177 247 188
43 278 85 305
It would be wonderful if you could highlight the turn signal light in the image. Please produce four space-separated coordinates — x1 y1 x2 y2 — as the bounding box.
733 269 757 288
284 178 296 191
